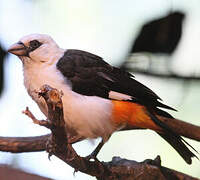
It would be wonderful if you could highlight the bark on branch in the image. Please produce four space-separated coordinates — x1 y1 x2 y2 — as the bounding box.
0 84 199 180
0 135 49 153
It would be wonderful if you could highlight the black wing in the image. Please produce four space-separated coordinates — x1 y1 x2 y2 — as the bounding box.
56 49 174 111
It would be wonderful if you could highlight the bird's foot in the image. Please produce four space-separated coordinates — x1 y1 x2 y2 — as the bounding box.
85 151 99 162
85 140 104 162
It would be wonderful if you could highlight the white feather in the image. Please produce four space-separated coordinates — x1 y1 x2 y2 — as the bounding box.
109 91 132 101
19 34 116 142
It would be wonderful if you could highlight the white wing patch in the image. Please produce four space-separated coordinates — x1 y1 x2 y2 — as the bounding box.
108 91 132 101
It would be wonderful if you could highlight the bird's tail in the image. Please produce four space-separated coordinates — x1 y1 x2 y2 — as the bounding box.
148 111 199 164
157 132 196 164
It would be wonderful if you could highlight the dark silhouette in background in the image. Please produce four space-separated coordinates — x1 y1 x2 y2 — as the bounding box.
131 12 185 54
0 42 7 96
120 11 198 81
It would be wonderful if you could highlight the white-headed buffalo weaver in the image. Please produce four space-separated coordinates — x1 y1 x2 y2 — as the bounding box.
8 34 198 164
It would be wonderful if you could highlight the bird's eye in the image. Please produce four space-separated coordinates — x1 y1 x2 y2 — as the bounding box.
29 40 41 49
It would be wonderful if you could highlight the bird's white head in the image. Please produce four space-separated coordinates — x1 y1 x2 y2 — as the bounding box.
8 34 65 68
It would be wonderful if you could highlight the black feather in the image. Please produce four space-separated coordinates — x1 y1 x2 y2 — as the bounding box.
148 111 198 164
56 49 175 112
158 133 196 164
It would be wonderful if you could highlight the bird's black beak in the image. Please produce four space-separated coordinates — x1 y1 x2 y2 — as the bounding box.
8 42 28 56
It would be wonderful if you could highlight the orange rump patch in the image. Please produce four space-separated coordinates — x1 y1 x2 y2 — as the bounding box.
111 100 162 132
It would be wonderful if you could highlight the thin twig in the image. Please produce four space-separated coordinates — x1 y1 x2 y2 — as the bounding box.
22 107 52 129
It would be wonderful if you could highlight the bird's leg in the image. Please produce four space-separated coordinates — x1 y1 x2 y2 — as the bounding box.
86 140 104 161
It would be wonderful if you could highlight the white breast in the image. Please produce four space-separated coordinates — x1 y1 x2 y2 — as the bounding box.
23 61 115 141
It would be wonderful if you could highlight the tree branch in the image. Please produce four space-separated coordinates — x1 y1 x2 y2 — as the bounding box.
0 135 49 153
37 85 199 180
122 55 200 81
0 84 199 180
131 68 200 80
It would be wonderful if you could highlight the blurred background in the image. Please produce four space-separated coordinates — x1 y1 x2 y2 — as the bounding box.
0 0 200 179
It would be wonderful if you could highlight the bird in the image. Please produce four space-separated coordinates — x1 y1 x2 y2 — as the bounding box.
8 34 198 164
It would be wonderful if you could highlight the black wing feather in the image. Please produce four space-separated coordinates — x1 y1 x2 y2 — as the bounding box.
56 49 175 111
